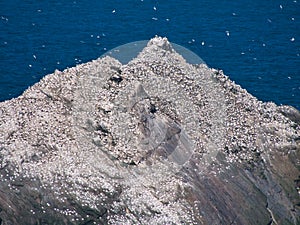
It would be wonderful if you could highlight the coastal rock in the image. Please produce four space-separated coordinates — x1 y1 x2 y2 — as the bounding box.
0 37 299 224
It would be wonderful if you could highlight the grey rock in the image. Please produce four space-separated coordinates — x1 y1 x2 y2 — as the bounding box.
278 105 300 124
0 37 299 224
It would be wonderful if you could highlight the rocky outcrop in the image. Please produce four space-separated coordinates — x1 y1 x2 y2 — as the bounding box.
0 37 299 224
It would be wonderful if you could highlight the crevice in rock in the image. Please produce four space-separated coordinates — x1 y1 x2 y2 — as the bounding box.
266 205 278 225
109 74 123 84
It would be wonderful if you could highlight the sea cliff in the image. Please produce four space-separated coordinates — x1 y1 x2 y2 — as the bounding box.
0 37 299 224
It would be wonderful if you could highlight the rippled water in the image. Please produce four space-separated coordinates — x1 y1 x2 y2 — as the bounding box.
0 0 299 109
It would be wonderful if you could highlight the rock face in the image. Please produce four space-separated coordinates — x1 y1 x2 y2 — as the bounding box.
0 37 299 225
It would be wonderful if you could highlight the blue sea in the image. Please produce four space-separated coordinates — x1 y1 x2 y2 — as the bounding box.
0 0 299 109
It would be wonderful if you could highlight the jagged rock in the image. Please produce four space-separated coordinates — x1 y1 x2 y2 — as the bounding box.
0 37 299 224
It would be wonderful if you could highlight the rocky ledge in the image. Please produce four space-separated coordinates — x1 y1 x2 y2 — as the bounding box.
0 37 299 225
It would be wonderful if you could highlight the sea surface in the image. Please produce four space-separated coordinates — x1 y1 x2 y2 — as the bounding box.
0 0 299 109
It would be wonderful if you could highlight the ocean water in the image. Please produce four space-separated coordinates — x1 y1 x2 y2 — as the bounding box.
0 0 299 109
